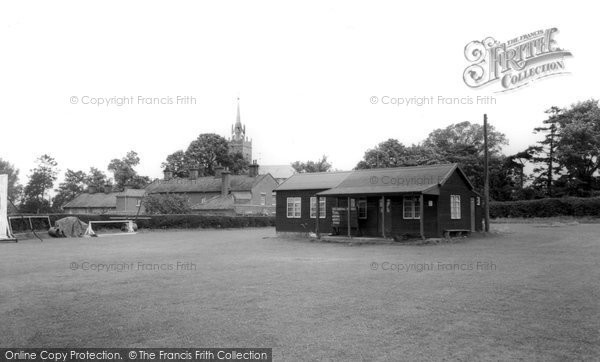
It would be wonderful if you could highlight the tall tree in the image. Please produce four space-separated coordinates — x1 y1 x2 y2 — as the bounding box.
0 158 22 203
87 167 110 189
52 169 88 209
21 154 58 213
184 133 249 176
403 144 441 166
354 122 507 196
488 155 517 201
161 150 190 178
229 152 250 175
423 121 507 156
506 150 533 190
423 121 508 192
356 140 440 169
292 155 332 173
355 139 409 169
528 106 563 196
108 151 150 189
554 99 600 196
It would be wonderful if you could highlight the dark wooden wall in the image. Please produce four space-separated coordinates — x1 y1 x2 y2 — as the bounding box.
275 189 334 233
275 168 484 237
438 170 482 233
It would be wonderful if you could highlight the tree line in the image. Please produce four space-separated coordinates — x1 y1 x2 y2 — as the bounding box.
1 99 598 213
292 99 600 201
0 151 148 213
0 133 252 213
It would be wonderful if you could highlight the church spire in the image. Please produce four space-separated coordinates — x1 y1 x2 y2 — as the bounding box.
236 97 241 126
232 97 244 140
228 96 252 163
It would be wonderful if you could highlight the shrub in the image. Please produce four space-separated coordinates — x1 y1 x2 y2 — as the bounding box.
490 197 600 218
23 213 276 231
143 193 192 214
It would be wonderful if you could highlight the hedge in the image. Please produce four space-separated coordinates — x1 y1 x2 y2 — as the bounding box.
490 197 600 218
9 213 275 232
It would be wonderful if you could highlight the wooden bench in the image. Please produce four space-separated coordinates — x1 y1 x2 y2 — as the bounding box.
443 229 471 239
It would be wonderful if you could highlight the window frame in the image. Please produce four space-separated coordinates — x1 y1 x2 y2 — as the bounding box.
286 197 301 218
357 198 367 219
403 196 421 220
451 195 461 219
309 197 326 219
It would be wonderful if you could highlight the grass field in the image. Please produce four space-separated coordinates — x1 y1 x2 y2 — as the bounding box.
1 224 599 360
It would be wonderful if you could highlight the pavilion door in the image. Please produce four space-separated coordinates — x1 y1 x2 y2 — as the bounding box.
384 198 392 237
377 198 383 235
379 197 392 237
470 197 475 232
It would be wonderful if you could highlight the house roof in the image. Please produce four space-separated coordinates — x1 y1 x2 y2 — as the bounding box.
191 195 235 210
259 165 296 179
275 170 353 191
317 164 461 196
62 192 118 209
276 164 473 196
116 189 146 197
145 174 270 194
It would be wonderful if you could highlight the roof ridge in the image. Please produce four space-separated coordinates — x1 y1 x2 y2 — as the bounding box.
352 163 457 172
292 163 457 175
294 170 353 176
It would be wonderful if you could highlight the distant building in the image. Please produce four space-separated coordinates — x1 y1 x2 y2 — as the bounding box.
62 186 145 214
116 189 146 214
63 99 292 216
274 164 483 238
146 163 278 215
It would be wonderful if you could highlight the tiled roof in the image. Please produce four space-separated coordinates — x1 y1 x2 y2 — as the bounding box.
276 164 472 196
145 174 269 194
317 164 468 196
62 192 117 208
275 171 353 191
116 189 146 197
191 195 235 210
259 165 296 179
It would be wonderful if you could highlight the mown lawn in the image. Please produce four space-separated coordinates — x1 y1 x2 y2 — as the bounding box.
1 224 599 360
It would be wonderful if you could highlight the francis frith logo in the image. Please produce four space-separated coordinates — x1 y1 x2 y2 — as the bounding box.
463 28 572 92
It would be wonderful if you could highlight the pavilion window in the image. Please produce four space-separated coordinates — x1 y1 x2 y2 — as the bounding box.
403 196 420 219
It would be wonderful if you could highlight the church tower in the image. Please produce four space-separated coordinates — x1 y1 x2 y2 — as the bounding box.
229 97 252 162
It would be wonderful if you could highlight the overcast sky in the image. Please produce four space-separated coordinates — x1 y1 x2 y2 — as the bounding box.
0 1 596 185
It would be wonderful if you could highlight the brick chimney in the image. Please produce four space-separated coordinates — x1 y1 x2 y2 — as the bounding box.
214 165 224 178
87 185 97 194
249 160 259 177
198 165 205 177
221 170 231 196
103 184 112 194
189 165 199 180
163 168 173 180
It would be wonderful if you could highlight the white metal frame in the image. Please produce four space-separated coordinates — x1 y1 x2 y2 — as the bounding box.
0 174 16 241
84 220 137 237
